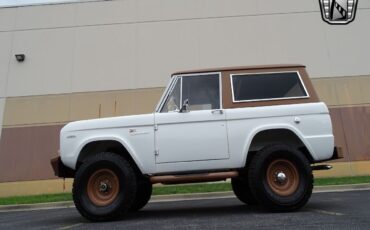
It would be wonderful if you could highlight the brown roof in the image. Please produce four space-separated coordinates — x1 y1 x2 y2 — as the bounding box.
172 64 305 76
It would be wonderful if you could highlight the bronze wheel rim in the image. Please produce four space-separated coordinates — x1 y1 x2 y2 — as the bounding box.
266 159 299 196
87 169 120 206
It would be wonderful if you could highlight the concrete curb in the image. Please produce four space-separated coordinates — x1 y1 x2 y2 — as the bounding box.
1 183 370 212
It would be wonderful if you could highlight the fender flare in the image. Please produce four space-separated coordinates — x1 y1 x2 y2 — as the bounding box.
74 135 145 173
240 124 318 167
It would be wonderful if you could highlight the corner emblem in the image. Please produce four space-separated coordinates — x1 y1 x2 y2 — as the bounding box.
319 0 358 25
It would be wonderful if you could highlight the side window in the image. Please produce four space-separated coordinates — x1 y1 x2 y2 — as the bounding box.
161 73 221 112
161 78 181 112
231 72 308 102
182 74 220 111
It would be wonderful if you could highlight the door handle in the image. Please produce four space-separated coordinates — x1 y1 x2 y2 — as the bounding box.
211 109 223 115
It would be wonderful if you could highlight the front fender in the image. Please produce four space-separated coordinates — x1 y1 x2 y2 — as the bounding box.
62 135 145 173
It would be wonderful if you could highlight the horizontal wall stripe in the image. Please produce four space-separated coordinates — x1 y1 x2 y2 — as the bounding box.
2 87 164 127
0 98 4 139
313 161 370 178
0 104 369 182
0 75 369 182
0 124 63 182
0 178 73 198
1 75 370 127
312 75 370 106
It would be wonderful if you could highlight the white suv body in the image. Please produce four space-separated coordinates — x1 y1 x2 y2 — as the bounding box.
52 65 341 221
60 100 334 174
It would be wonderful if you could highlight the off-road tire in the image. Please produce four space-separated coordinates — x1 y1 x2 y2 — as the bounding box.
73 152 137 221
231 176 258 205
248 144 313 211
129 177 152 211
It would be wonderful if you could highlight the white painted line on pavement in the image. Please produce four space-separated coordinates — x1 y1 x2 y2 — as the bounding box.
310 209 345 216
58 223 83 230
314 188 370 193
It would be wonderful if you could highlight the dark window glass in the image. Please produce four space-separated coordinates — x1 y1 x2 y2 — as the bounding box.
161 78 181 112
231 72 307 101
182 74 220 111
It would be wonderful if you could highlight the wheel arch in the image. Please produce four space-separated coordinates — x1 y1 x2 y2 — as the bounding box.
242 125 317 168
75 137 144 175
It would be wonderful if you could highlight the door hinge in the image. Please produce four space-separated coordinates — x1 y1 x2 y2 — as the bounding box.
154 150 159 156
154 124 158 131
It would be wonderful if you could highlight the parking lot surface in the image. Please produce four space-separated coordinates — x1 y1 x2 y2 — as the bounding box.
0 190 369 230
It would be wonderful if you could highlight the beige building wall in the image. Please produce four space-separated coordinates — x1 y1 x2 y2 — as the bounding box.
0 98 4 138
0 31 11 98
2 75 370 128
0 0 370 196
312 76 370 107
0 0 369 98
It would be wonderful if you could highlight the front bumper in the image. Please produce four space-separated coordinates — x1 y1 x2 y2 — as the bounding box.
50 156 75 178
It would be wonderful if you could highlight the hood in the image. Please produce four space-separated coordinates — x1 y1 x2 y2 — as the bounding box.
61 113 155 133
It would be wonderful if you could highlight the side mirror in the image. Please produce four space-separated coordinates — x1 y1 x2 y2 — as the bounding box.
179 99 189 113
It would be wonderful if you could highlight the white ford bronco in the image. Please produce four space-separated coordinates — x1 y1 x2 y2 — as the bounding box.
51 64 342 221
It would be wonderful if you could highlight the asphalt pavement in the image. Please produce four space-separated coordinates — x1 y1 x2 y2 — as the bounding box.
0 190 369 230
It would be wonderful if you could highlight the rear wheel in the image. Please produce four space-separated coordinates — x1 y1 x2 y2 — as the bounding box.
248 144 313 211
231 176 258 205
73 152 137 221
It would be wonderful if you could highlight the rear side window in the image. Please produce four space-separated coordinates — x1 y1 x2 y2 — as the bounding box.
231 72 308 102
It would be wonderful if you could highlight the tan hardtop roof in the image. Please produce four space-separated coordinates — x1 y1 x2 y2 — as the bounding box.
172 64 305 76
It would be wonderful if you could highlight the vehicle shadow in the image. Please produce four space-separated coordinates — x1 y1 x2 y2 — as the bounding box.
122 202 264 221
62 197 347 224
121 198 347 222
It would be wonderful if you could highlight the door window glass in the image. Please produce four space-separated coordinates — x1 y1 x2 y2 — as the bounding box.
182 74 220 111
161 78 181 112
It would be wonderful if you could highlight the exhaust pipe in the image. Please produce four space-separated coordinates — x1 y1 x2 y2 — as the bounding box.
312 165 332 171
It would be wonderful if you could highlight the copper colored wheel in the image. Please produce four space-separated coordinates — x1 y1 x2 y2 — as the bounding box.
87 169 120 206
266 159 299 196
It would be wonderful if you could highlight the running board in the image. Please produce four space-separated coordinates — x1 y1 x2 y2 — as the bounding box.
150 171 239 185
312 165 332 170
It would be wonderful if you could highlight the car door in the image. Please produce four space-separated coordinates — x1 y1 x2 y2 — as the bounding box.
154 72 229 166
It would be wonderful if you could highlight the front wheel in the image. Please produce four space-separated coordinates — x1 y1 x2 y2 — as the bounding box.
248 144 313 211
129 177 152 211
231 176 258 205
73 152 137 221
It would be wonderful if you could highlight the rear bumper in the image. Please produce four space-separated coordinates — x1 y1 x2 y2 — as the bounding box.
50 156 75 178
314 146 343 164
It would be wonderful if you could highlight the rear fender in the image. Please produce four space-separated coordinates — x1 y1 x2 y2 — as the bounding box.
241 124 317 167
